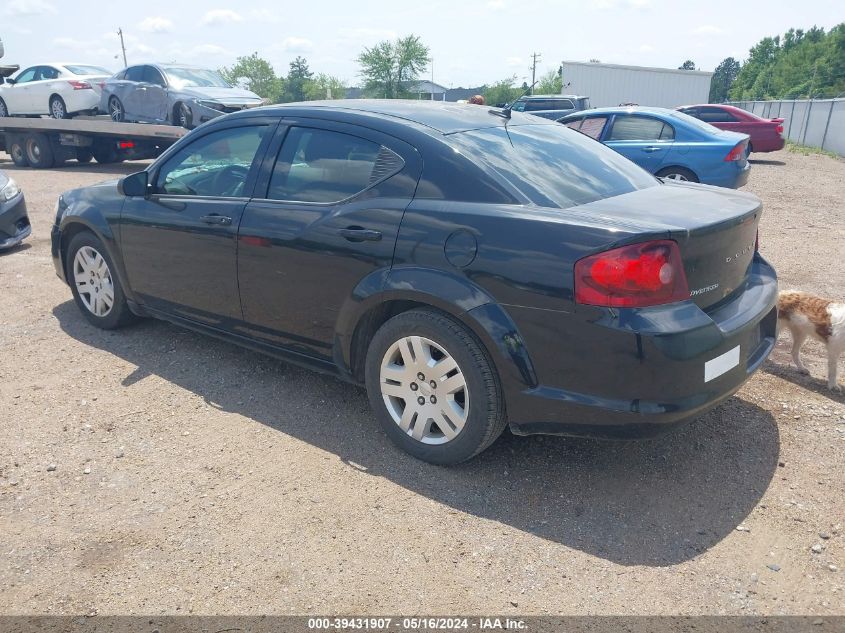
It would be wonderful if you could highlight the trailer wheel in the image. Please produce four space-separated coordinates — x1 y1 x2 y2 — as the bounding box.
9 139 29 167
24 133 55 169
92 143 118 164
75 148 94 163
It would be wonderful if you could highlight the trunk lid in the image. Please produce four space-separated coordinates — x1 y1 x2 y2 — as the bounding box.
573 181 762 310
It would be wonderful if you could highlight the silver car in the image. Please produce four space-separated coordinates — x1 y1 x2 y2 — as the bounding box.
99 63 263 129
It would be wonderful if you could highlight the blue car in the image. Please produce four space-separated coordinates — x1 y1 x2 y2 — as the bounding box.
559 106 751 189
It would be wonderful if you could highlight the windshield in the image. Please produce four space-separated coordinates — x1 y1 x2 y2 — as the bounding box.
451 123 657 208
164 67 231 89
64 65 111 76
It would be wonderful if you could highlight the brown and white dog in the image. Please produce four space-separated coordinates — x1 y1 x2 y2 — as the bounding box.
777 290 845 391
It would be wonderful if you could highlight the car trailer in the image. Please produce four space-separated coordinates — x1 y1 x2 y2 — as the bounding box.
0 116 186 169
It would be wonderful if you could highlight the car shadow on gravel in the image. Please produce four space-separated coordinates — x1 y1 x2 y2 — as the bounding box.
748 159 786 166
53 301 779 568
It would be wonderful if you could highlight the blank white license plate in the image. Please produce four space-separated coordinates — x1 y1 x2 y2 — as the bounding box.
704 345 740 382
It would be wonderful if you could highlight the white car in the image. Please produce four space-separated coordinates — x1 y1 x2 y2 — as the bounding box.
0 63 112 119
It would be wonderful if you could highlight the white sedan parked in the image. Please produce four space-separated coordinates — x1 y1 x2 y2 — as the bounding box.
0 63 112 119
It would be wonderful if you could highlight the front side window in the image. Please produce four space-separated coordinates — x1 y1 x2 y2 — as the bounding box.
608 115 673 141
267 127 386 203
14 67 37 84
143 66 166 87
155 125 269 197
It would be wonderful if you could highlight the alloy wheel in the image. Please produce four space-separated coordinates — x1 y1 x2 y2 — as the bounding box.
73 246 115 317
50 98 66 119
379 335 469 445
109 98 123 122
663 172 689 181
0 100 7 118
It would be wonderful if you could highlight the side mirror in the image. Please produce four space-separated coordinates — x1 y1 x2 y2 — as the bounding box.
118 171 149 197
5 78 15 85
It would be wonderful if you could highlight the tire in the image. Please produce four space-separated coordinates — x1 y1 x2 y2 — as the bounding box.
24 133 55 169
0 98 8 118
92 142 118 164
66 232 136 330
75 148 94 163
173 102 192 129
108 96 125 123
746 142 753 157
49 95 69 119
9 139 28 167
365 308 507 465
656 166 698 183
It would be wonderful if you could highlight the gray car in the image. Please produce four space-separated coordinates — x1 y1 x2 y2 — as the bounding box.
99 63 263 129
509 94 590 120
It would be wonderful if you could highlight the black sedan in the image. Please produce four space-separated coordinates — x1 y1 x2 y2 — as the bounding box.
0 171 30 249
51 101 778 464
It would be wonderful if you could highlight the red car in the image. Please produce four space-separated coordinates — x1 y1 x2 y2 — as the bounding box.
676 104 785 154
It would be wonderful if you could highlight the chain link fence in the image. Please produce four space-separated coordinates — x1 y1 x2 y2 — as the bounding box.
727 98 845 156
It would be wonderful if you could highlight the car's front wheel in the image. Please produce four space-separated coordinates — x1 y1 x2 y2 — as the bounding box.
365 308 507 464
67 232 136 329
0 98 8 118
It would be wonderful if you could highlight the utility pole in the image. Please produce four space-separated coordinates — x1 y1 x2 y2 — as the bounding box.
117 28 128 67
530 52 541 94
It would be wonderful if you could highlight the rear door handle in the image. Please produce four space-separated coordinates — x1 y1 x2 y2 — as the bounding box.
199 214 232 226
338 227 382 242
642 146 663 153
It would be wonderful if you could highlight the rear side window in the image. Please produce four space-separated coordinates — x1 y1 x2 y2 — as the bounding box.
698 107 739 123
450 124 657 208
124 66 144 82
608 115 674 141
267 127 392 203
37 66 60 80
579 116 609 140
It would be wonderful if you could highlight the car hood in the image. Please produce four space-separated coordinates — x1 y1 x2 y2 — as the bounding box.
177 87 262 102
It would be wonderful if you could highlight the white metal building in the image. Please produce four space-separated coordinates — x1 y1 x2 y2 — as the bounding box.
560 61 713 108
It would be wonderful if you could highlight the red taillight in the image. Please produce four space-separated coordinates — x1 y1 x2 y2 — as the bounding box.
97 81 106 91
776 124 784 135
118 140 134 149
574 240 690 307
67 80 92 90
724 141 746 162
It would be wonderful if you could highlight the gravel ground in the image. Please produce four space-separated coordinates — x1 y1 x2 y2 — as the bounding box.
0 149 843 616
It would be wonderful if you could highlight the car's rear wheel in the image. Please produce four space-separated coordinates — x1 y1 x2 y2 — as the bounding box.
67 232 136 329
49 95 69 119
173 102 192 129
108 96 124 123
365 308 507 465
24 133 54 168
0 98 8 118
656 166 698 183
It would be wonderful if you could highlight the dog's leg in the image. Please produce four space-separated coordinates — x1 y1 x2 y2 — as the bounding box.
790 327 810 374
827 342 843 392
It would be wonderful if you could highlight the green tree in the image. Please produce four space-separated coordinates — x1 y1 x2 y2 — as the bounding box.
357 34 430 98
219 52 283 102
303 74 347 100
282 56 313 102
481 76 523 107
678 60 697 70
709 57 741 102
535 69 563 95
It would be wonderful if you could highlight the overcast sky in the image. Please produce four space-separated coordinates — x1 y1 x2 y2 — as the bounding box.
2 0 841 87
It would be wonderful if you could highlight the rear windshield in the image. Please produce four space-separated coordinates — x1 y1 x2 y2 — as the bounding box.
449 124 657 208
65 65 111 76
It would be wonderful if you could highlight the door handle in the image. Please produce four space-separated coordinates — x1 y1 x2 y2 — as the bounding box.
338 227 382 242
199 214 232 226
642 146 663 153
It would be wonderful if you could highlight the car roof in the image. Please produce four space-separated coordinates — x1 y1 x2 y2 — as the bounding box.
520 94 588 99
247 100 556 134
566 105 678 117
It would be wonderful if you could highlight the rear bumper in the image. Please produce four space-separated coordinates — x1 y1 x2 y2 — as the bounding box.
0 193 31 249
751 137 785 153
504 254 778 438
704 161 750 189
